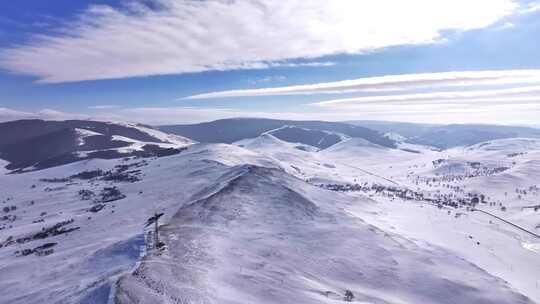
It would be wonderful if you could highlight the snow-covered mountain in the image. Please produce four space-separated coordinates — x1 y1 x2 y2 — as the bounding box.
159 118 396 149
236 133 319 152
1 120 540 304
0 120 193 172
349 121 540 149
383 132 407 142
466 138 540 153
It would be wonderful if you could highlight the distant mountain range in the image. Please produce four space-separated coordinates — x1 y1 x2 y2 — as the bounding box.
0 120 192 171
348 121 540 149
160 118 540 150
159 118 396 149
2 118 540 303
2 118 540 172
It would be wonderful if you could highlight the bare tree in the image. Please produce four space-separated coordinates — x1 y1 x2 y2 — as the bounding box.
344 290 354 302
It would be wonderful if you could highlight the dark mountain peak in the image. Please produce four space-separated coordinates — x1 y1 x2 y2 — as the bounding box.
0 119 192 172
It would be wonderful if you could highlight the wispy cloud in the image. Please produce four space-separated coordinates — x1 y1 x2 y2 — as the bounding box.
0 107 90 122
0 0 517 83
303 81 540 126
0 106 333 125
248 75 287 85
492 21 516 31
2 104 540 126
521 1 540 13
274 62 337 68
0 107 36 122
312 85 540 108
185 70 540 99
87 105 121 110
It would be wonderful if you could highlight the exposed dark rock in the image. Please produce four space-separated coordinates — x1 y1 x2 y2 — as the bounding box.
78 189 96 200
89 204 105 213
15 242 58 257
40 177 71 183
102 171 140 183
71 170 104 180
98 187 126 203
2 219 80 248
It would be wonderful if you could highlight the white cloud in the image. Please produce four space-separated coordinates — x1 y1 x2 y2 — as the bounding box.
88 105 121 109
0 107 36 122
303 83 540 126
249 75 287 85
312 85 540 107
493 21 516 30
0 107 93 122
0 106 330 125
36 109 90 120
113 107 308 125
2 105 540 126
0 0 518 83
185 70 540 99
275 62 337 68
521 1 540 13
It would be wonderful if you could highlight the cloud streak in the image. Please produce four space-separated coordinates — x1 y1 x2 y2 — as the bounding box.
2 104 540 126
0 0 518 83
87 105 121 110
185 70 540 99
0 107 91 122
312 85 540 108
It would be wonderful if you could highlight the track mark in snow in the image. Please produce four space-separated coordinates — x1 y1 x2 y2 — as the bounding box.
522 243 540 254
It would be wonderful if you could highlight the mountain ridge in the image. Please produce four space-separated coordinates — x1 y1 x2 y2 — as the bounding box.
0 119 193 171
159 118 396 149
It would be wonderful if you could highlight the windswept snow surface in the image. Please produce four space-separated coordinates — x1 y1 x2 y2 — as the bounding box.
466 138 540 153
115 165 530 304
1 136 539 303
75 128 103 146
320 137 428 169
235 135 396 186
0 159 9 174
235 135 540 303
384 132 407 142
0 144 274 304
110 135 186 154
113 121 194 146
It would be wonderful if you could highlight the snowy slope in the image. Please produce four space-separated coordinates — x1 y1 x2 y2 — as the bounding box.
235 135 397 186
1 135 540 304
236 133 319 152
115 164 530 304
112 121 194 146
320 137 439 178
0 159 8 175
265 125 348 149
467 138 540 153
236 136 540 303
0 144 277 304
384 132 407 142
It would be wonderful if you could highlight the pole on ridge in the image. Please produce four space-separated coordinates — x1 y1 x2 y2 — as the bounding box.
145 212 165 249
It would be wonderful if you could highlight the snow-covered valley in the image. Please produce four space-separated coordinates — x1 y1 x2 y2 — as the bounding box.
1 126 540 303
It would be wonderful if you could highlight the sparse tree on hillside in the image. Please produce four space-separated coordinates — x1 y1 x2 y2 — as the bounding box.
344 290 354 302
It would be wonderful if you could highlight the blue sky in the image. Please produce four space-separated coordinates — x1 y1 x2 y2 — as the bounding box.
1 0 540 125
